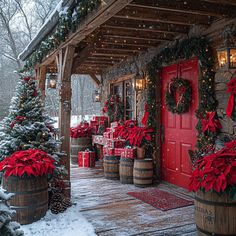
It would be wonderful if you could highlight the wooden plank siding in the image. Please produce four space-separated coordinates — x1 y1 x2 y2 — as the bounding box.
71 163 196 236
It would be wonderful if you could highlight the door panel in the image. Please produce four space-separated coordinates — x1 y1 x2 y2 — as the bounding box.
161 58 198 189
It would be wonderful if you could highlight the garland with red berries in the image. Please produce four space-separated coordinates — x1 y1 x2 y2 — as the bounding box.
165 77 192 114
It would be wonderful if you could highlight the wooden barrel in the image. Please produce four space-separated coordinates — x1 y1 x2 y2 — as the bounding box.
133 159 153 187
70 137 92 164
195 191 236 236
2 175 48 225
103 156 120 180
120 158 134 184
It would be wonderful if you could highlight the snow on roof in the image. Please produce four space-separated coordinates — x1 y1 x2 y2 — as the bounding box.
19 0 73 61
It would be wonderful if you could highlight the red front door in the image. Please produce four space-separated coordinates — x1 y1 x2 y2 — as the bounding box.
161 58 199 189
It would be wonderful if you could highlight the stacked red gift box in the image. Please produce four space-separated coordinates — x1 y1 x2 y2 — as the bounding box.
90 116 108 134
120 147 137 159
78 150 95 167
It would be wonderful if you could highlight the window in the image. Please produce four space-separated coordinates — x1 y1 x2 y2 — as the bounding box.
110 78 136 121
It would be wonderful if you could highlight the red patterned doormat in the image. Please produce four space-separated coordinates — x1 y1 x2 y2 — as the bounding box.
127 189 193 211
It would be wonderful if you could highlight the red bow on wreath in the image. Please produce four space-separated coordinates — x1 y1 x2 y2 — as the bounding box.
226 77 236 118
201 111 222 133
141 103 149 127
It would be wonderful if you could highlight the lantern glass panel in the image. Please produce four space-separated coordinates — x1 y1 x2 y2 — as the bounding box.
229 48 236 68
217 49 228 68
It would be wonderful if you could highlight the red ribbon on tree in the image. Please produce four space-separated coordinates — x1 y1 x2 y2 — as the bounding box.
226 77 236 118
201 111 222 133
141 103 149 127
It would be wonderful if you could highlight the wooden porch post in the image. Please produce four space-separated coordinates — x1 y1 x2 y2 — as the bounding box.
36 65 47 101
56 45 75 198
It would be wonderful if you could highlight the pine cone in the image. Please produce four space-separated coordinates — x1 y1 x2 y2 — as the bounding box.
50 202 62 214
62 198 72 209
50 193 63 204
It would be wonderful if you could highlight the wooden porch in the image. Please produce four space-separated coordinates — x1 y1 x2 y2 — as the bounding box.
71 163 196 236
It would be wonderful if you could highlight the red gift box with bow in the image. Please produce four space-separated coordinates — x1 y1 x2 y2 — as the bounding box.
78 151 95 168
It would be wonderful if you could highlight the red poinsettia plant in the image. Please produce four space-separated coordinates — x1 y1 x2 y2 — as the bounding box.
0 149 55 178
70 121 93 138
189 140 236 199
114 120 153 147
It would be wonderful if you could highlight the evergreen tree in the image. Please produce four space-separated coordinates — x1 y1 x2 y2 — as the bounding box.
0 75 62 170
0 188 24 236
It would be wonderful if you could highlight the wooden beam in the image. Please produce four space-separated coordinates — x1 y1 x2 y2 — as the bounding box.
95 47 143 53
92 51 137 57
105 18 189 34
202 0 236 6
100 28 175 41
56 45 75 198
129 0 236 17
101 41 159 48
37 65 47 102
114 6 213 26
102 25 184 35
98 43 151 50
89 74 101 87
103 34 171 42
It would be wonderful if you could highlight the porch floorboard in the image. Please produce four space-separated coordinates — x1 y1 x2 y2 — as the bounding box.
71 162 197 236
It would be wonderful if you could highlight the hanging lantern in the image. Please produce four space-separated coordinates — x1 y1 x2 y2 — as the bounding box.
217 25 236 69
93 90 101 102
48 74 57 89
135 72 146 91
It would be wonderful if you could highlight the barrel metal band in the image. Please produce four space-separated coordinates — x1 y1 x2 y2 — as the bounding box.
195 196 236 207
134 177 152 180
196 226 236 236
11 201 48 210
6 187 48 195
134 168 153 171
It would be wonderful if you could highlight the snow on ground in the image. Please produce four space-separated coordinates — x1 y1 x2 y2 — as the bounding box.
21 203 96 236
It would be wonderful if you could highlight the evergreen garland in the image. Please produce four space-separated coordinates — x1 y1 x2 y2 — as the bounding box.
23 0 101 70
147 37 218 159
165 77 192 114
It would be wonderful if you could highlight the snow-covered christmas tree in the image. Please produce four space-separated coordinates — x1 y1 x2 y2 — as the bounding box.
0 188 24 236
0 75 61 165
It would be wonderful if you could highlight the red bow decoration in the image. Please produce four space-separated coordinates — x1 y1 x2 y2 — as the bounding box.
141 103 149 127
226 77 236 118
201 111 222 133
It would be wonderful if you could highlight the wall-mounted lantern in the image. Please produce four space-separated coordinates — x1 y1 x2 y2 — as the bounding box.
217 47 236 69
48 74 57 89
217 24 236 69
135 72 147 91
93 89 101 102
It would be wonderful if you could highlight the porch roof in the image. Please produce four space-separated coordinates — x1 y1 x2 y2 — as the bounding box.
19 0 236 75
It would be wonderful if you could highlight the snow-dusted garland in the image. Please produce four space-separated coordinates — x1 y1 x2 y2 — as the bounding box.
165 77 192 114
23 0 101 70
